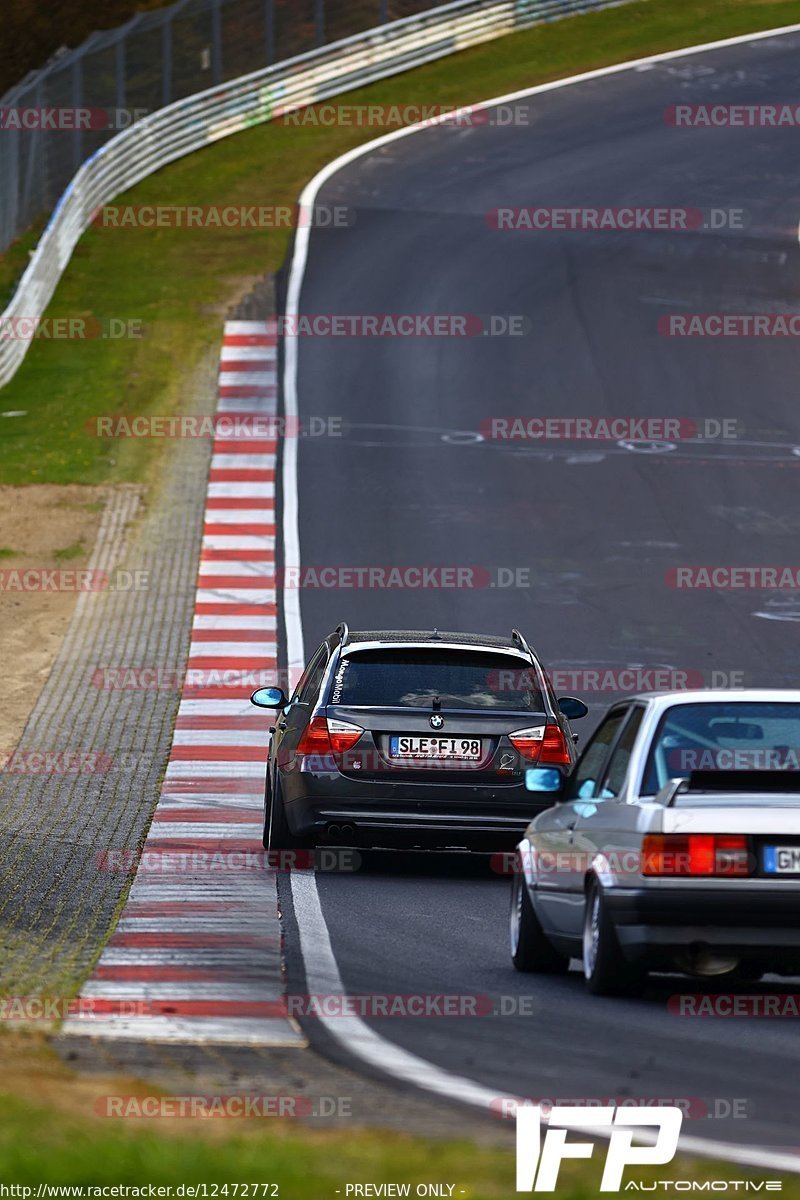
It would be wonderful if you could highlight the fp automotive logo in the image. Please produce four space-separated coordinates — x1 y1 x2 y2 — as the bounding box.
516 1105 683 1192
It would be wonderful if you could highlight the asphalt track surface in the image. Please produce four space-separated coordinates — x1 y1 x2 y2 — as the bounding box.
281 31 800 1157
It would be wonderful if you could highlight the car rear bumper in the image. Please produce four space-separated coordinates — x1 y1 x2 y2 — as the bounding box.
605 887 800 969
280 766 551 848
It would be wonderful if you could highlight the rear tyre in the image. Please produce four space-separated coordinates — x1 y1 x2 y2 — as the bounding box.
582 877 646 996
263 772 309 852
510 869 569 974
261 769 273 849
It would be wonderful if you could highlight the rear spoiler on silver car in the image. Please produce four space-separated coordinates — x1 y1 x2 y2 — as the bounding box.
657 769 800 806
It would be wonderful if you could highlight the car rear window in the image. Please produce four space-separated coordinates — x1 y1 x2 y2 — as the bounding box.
642 701 800 793
328 649 544 711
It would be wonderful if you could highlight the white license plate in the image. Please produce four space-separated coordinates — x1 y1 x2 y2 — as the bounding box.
389 735 482 760
764 846 800 874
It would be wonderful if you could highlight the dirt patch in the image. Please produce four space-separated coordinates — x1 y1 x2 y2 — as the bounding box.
0 486 114 757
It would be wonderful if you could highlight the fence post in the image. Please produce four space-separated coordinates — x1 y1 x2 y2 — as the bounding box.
162 17 173 107
21 83 42 215
115 34 127 113
71 54 84 173
265 0 275 64
2 128 18 249
314 0 325 47
211 0 223 83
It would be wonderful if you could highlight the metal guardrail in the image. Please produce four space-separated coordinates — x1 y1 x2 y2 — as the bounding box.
0 0 626 389
0 0 454 254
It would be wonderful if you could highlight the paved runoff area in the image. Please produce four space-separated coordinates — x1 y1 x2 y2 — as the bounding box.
61 319 303 1045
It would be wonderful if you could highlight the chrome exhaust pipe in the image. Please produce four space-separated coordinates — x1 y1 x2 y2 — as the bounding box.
675 946 740 977
326 823 341 839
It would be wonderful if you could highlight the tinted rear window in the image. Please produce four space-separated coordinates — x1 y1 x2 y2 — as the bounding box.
328 650 544 711
642 701 800 794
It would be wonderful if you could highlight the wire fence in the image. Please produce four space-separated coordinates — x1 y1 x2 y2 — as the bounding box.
0 0 459 252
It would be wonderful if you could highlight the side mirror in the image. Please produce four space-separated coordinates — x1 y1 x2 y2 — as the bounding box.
558 695 589 720
251 686 288 709
525 767 566 798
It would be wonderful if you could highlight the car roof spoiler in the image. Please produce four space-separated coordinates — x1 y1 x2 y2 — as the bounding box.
335 621 350 647
512 628 543 663
657 769 800 806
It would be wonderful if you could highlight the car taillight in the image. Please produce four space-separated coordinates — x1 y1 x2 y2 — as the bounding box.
327 717 363 753
642 834 751 877
296 716 333 756
539 724 571 765
509 726 545 760
296 716 363 756
509 724 570 765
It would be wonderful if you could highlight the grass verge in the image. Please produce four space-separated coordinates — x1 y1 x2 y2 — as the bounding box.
1 0 800 484
0 1033 798 1192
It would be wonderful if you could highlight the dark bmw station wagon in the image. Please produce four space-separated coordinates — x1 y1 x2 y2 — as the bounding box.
251 625 587 851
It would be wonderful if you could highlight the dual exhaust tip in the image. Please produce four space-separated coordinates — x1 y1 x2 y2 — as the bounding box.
325 822 355 841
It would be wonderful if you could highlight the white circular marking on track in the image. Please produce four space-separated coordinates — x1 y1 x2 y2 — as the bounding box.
441 430 484 444
617 439 677 454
